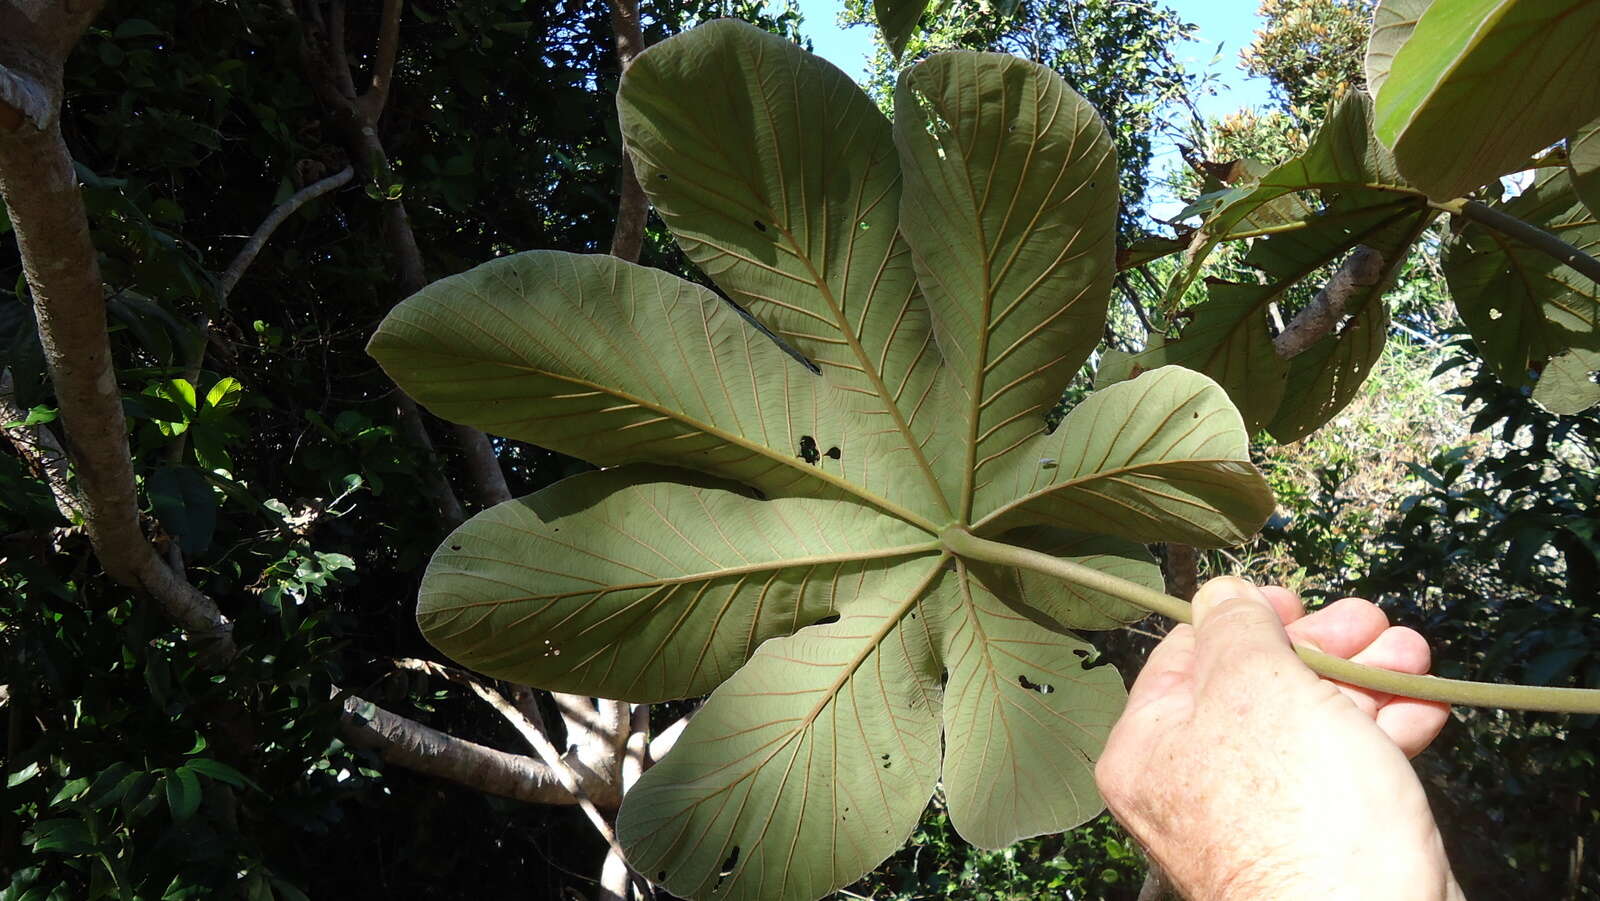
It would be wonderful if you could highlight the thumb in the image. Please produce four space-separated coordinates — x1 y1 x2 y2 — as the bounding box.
1190 576 1298 690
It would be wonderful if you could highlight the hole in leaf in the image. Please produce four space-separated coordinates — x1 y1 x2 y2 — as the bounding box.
656 174 668 181
825 445 841 460
797 435 820 464
1018 675 1055 694
449 544 461 551
1071 648 1089 658
1489 308 1503 320
881 753 890 760
658 871 668 882
812 613 840 626
1193 412 1199 419
753 220 767 232
715 846 741 888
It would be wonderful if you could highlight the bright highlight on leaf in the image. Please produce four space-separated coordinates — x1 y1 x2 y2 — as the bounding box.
1373 0 1600 200
371 19 1273 901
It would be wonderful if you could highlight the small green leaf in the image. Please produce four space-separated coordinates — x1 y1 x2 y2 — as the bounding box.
202 377 242 413
183 758 260 792
6 761 41 788
48 778 92 808
22 819 92 854
164 768 202 821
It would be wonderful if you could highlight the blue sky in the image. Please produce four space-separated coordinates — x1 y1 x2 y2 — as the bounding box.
791 0 1278 217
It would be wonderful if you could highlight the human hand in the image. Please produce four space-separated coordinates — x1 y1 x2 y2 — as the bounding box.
1094 577 1462 901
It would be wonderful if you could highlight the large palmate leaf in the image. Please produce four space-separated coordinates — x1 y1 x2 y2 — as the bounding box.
1572 117 1600 218
1365 0 1433 101
1444 168 1600 399
1533 346 1600 414
1373 0 1600 201
417 466 939 702
373 21 1274 901
873 0 930 59
893 51 1119 515
618 21 949 518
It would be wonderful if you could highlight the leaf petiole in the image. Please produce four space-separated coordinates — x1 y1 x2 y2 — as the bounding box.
941 528 1600 715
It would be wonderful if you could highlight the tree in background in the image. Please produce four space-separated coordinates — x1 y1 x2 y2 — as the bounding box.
843 0 1202 234
0 2 803 898
1242 0 1370 122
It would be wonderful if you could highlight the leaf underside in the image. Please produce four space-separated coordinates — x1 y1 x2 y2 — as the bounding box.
371 20 1274 901
1444 167 1600 408
1374 0 1600 200
1136 94 1432 441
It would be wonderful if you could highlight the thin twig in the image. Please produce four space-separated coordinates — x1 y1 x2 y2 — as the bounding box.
219 165 354 301
360 0 403 121
393 659 631 860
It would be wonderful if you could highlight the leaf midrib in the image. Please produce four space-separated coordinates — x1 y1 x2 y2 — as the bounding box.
479 360 943 534
424 541 944 613
970 456 1254 533
656 557 948 898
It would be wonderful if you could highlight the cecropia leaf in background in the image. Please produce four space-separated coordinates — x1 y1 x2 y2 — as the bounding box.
370 20 1272 901
1444 168 1600 406
1373 0 1600 201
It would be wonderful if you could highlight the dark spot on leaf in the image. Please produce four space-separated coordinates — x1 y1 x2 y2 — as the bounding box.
882 760 891 768
657 173 668 181
717 846 741 882
812 613 840 626
1018 674 1055 694
658 872 668 882
825 445 841 460
797 435 820 464
881 753 890 760
1072 648 1089 658
1193 411 1199 419
753 220 767 232
449 545 461 551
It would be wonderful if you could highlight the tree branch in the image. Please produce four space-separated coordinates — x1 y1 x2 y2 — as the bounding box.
220 165 354 301
392 659 629 845
453 423 511 508
648 708 696 762
357 0 403 123
607 0 648 262
1273 245 1386 359
1 370 78 520
338 694 582 806
0 88 235 666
